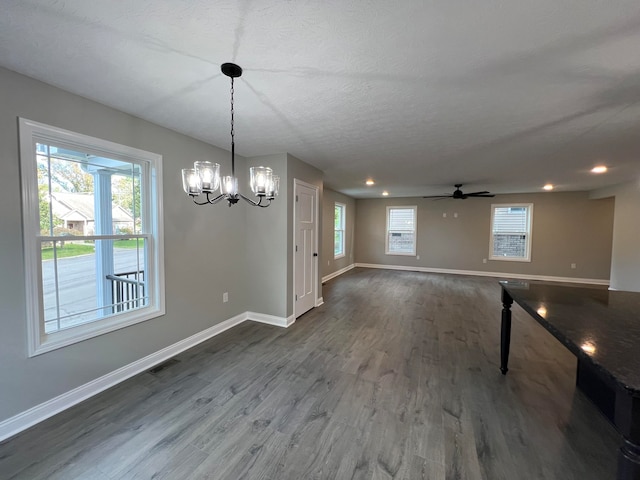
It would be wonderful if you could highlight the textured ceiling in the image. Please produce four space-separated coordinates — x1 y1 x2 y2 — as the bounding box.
2 0 640 198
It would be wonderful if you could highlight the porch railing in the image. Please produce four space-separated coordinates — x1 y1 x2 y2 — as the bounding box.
106 270 145 313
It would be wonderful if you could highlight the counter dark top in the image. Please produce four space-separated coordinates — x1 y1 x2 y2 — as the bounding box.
499 280 640 395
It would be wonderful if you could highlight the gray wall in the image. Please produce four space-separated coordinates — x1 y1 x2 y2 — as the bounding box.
287 154 324 312
322 188 356 277
245 154 289 317
592 181 640 291
0 67 250 422
242 152 325 319
355 192 614 280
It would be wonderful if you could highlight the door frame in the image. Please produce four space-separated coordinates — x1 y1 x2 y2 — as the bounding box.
293 178 320 318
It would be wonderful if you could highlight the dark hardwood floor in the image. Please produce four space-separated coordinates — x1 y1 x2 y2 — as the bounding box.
0 268 619 479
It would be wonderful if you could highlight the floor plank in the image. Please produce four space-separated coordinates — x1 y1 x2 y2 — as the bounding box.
0 269 620 479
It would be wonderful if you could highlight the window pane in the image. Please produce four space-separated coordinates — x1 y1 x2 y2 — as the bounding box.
493 234 527 258
493 207 528 233
112 238 148 312
334 231 344 255
335 204 345 230
112 168 142 234
42 239 98 333
388 232 415 253
36 142 143 238
40 237 148 334
389 208 414 231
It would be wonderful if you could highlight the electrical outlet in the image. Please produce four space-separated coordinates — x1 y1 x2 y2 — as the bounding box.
223 292 229 303
417 255 420 260
454 212 458 218
483 258 487 264
327 260 330 266
571 263 577 269
442 213 447 218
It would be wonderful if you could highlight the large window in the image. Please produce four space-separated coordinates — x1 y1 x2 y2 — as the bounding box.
334 203 345 258
19 118 165 356
386 206 417 256
490 204 533 262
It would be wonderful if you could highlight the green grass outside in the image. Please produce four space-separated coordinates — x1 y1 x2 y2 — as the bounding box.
114 239 144 249
41 243 95 260
41 238 142 260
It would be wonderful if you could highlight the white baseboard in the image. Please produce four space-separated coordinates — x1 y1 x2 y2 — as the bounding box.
354 263 610 286
247 312 296 328
322 263 355 283
0 310 293 443
315 297 324 307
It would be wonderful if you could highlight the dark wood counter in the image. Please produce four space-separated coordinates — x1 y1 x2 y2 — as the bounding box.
499 280 640 480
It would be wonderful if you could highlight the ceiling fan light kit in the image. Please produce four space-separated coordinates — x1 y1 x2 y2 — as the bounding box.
424 184 495 200
181 62 279 208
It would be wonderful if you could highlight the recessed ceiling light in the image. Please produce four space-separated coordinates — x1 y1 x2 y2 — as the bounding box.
543 184 554 191
365 179 375 186
382 191 389 196
591 165 608 174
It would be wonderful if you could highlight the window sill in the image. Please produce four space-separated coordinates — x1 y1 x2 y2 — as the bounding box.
30 305 165 357
385 252 416 256
489 256 531 263
334 254 345 260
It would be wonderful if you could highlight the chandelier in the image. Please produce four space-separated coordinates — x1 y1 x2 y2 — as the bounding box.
181 63 279 207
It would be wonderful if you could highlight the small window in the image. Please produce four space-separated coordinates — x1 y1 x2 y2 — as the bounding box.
490 204 533 262
334 203 345 258
386 206 417 256
19 118 165 356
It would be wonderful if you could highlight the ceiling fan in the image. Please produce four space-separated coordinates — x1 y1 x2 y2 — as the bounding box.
424 184 495 200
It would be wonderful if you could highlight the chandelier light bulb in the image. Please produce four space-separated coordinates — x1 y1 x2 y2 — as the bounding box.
221 175 238 196
182 168 202 196
267 175 280 199
250 166 273 196
195 161 220 192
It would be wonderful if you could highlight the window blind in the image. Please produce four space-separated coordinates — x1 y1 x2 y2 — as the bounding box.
492 207 528 233
388 208 415 231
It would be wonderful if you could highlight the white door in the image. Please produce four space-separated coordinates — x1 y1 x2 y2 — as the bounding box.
294 180 318 318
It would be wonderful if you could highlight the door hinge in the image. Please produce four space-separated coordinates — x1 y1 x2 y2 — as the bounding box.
295 245 298 252
295 294 298 301
296 195 298 202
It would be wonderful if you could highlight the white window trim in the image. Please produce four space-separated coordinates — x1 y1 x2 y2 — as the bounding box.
334 202 346 259
489 203 533 262
19 118 165 357
385 205 417 256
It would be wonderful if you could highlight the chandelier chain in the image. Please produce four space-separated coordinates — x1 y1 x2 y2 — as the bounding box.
230 77 235 143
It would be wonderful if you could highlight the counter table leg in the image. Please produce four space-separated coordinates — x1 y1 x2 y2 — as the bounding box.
617 439 640 479
500 289 513 375
615 391 640 479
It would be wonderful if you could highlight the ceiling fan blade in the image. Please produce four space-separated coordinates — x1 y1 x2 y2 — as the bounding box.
467 193 495 197
423 195 453 198
465 191 490 195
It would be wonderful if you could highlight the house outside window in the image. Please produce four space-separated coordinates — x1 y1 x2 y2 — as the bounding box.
19 118 165 356
490 203 533 262
386 206 417 255
334 203 345 258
